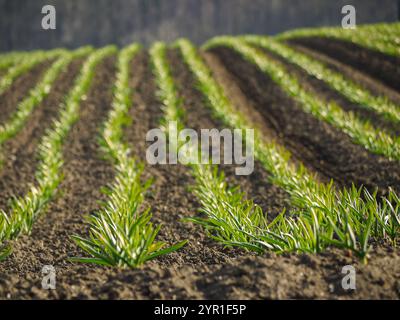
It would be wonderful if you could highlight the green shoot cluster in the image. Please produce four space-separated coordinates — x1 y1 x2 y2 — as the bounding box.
0 49 66 95
177 38 400 262
71 44 187 268
277 22 400 57
0 47 93 146
0 46 116 259
243 36 400 124
204 37 400 162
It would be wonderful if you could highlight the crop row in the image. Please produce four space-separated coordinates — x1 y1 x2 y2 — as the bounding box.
0 47 92 147
0 46 116 261
349 23 400 45
178 38 400 262
72 44 186 268
0 51 36 71
0 50 62 73
149 41 270 255
243 35 400 124
0 49 66 95
277 22 400 57
204 37 400 162
1 38 399 265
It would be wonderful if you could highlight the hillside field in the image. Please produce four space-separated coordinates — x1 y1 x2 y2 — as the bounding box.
0 23 399 299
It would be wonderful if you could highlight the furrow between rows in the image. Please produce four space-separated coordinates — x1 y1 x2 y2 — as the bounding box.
286 43 400 106
123 51 241 267
205 44 400 194
0 50 64 96
167 48 290 221
0 61 52 125
286 37 400 93
177 39 400 260
244 36 400 132
0 58 84 211
0 48 116 264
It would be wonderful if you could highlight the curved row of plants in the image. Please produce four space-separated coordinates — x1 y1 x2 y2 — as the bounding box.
71 44 187 268
176 38 399 263
276 22 400 57
0 51 42 71
0 46 116 261
0 47 93 147
1 35 398 266
0 49 66 95
243 35 400 124
150 42 270 256
204 37 400 162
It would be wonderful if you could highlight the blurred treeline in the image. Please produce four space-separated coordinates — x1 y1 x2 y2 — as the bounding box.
0 0 398 51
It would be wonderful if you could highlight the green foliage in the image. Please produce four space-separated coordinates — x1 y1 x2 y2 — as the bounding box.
150 42 185 132
185 165 268 253
0 51 45 71
1 31 399 266
100 44 141 162
72 160 186 268
276 22 400 57
72 44 187 268
0 245 12 262
0 46 116 248
177 38 400 262
0 47 93 146
204 37 400 162
243 36 400 125
0 49 66 95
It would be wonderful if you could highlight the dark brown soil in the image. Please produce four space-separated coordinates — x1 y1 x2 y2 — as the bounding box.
254 45 400 136
0 56 117 297
0 61 53 125
167 49 291 220
0 59 83 210
287 43 400 106
286 37 400 93
206 47 400 195
0 246 399 299
122 51 244 267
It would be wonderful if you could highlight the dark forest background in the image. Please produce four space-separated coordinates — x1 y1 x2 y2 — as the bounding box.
0 0 399 52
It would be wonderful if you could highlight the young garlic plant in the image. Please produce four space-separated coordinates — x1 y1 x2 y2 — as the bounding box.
177 38 400 263
0 48 66 95
276 22 400 57
0 46 115 260
0 47 93 146
204 37 400 162
243 35 400 125
71 44 187 268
